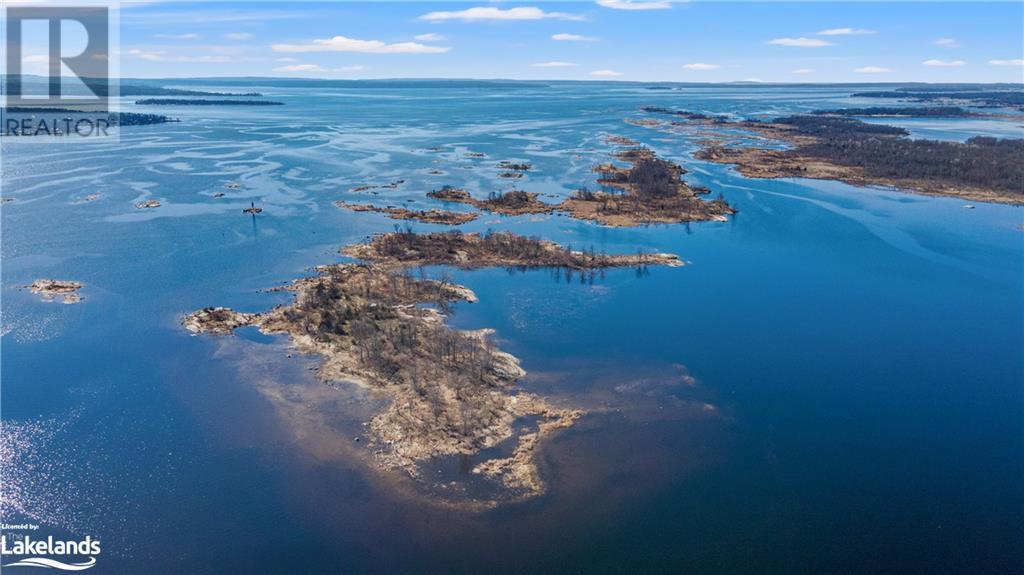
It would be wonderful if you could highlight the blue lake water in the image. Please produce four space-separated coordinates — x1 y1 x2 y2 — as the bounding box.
2 83 1022 573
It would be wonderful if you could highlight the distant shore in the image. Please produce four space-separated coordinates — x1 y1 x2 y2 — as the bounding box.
642 107 1024 205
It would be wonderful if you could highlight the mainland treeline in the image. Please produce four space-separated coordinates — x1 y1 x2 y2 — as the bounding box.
770 116 1024 195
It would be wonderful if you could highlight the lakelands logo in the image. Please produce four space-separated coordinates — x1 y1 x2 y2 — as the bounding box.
1 535 101 571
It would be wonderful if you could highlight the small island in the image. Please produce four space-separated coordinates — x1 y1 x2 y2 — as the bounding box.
640 106 732 122
342 229 683 270
184 230 683 500
560 147 736 226
497 161 532 171
26 279 84 304
334 201 478 225
605 135 639 146
350 180 405 193
72 193 101 204
427 187 557 216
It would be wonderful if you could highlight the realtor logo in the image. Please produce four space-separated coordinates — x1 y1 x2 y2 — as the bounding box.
5 6 110 106
2 4 119 140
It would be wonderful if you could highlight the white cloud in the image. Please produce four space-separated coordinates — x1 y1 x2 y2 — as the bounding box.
791 68 813 75
414 33 445 42
682 63 720 70
129 48 165 61
419 7 584 22
816 28 874 36
336 65 366 72
179 55 232 63
768 37 834 47
533 61 578 67
273 63 325 73
990 59 1024 66
272 36 450 54
590 69 623 77
923 59 965 67
223 32 253 40
934 38 959 48
596 0 672 10
154 33 199 40
128 49 232 63
854 66 890 73
552 33 598 42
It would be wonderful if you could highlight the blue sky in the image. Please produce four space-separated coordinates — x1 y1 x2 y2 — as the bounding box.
21 1 1024 82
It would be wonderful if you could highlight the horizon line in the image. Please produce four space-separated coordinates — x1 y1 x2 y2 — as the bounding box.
5 74 1023 87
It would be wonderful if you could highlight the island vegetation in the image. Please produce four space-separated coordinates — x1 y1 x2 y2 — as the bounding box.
427 187 557 216
497 161 532 171
562 147 735 226
426 148 735 227
184 230 683 500
334 201 477 225
4 107 174 128
343 228 682 270
640 106 731 122
117 85 263 97
813 106 977 117
641 107 1024 204
850 89 1024 109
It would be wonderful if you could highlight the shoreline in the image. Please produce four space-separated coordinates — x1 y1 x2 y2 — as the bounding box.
425 146 736 227
184 231 683 503
334 201 478 225
641 108 1024 205
25 279 84 304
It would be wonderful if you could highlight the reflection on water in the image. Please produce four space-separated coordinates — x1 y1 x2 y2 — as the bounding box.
190 334 729 572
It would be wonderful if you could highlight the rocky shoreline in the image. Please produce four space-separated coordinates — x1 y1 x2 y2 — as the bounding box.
26 279 84 304
334 201 478 225
184 231 682 501
424 146 735 227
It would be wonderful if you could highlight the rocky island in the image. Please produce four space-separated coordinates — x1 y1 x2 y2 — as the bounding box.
184 230 683 500
342 229 682 270
26 279 84 304
334 201 478 225
561 147 735 226
427 187 557 216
